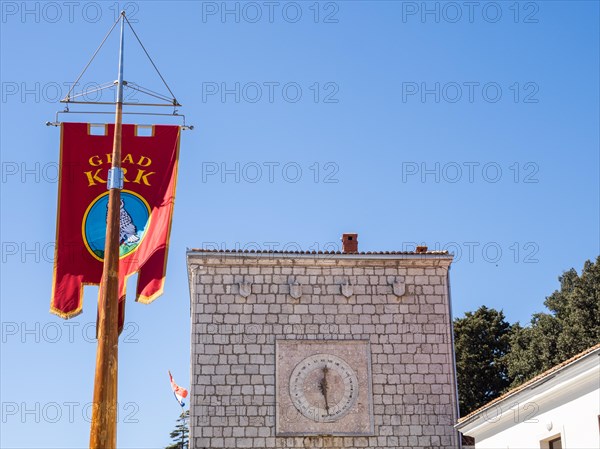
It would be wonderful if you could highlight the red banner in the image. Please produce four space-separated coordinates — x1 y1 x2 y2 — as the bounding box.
51 122 181 321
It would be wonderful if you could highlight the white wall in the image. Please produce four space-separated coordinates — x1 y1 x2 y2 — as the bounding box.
457 350 600 449
476 385 599 449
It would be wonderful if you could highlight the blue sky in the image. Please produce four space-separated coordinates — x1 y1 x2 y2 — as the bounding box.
1 1 598 447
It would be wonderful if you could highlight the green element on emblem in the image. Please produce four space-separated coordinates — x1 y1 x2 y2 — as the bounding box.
82 191 151 262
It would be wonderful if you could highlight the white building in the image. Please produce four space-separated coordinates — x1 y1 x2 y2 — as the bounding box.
456 343 600 449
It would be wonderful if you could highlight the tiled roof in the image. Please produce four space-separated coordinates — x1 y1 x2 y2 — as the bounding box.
457 342 600 425
187 248 450 256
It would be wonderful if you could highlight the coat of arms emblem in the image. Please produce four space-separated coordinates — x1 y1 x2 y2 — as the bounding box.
341 279 353 298
290 281 302 299
392 278 406 297
239 281 252 298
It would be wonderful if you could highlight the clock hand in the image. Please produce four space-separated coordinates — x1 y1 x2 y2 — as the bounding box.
318 366 330 414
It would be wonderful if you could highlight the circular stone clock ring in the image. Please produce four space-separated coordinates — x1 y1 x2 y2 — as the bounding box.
289 353 359 423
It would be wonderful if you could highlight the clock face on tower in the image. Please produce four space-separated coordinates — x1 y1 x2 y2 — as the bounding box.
276 340 374 436
289 353 359 423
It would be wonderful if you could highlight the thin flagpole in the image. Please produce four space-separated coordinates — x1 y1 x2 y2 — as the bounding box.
180 406 185 449
89 10 126 449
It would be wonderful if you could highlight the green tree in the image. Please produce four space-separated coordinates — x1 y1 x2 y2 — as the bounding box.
549 258 600 355
504 312 561 386
506 257 600 387
165 410 189 449
453 306 514 416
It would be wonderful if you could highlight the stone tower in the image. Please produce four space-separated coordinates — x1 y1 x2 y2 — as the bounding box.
187 235 459 448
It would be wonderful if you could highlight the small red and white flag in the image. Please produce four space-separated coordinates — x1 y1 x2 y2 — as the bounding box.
168 371 188 407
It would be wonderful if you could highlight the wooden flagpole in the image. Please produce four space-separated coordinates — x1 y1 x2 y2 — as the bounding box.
89 11 126 449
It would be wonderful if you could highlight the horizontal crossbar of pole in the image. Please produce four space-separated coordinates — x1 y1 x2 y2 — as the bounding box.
59 101 181 107
47 109 193 130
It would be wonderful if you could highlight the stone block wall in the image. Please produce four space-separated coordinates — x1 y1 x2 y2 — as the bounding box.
187 251 459 449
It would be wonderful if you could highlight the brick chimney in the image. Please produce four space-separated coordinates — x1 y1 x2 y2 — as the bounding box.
342 233 358 253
